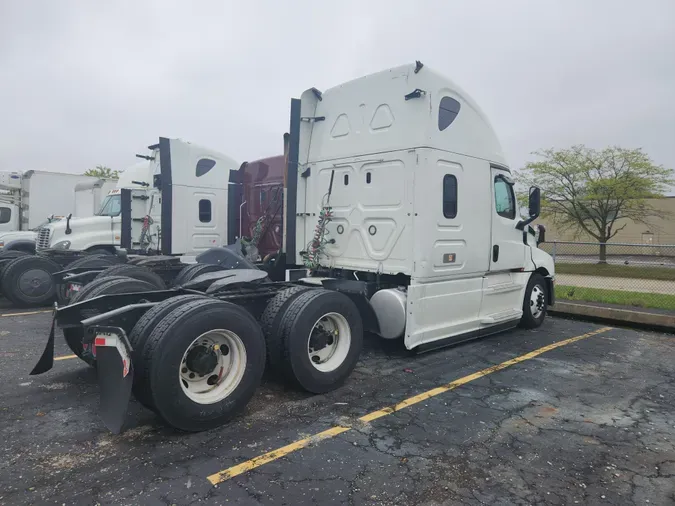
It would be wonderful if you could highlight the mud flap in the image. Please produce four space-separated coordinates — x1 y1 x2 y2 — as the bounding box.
93 328 134 434
30 313 56 375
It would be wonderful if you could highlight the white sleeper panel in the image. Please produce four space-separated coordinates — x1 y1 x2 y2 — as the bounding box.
299 150 415 275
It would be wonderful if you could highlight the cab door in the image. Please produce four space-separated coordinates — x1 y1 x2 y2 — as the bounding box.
0 205 18 233
480 167 527 324
490 167 525 271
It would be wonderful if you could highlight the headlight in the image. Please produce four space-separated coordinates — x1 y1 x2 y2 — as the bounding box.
53 240 71 249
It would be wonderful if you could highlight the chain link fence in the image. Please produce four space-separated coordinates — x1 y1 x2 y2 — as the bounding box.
539 241 675 312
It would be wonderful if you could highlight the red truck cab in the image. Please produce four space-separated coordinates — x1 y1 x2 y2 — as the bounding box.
231 155 285 260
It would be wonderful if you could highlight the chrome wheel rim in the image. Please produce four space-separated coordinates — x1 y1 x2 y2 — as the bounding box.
530 284 545 319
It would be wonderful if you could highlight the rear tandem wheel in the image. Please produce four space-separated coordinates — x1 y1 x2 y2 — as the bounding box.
57 254 120 304
127 294 211 410
95 264 166 289
0 255 62 307
173 263 226 287
271 289 364 394
140 299 266 431
62 277 158 366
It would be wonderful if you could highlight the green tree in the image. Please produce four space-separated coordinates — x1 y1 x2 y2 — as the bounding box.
84 165 119 179
519 145 673 262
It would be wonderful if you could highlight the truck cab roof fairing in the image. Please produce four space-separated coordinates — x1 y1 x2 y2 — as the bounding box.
301 63 507 168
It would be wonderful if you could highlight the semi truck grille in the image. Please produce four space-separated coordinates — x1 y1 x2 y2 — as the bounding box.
36 228 51 250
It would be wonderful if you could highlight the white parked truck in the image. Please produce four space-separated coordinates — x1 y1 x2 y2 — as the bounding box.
0 171 115 252
0 137 239 307
37 137 238 255
31 63 554 434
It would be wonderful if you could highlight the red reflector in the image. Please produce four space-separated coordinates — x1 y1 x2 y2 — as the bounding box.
94 337 107 347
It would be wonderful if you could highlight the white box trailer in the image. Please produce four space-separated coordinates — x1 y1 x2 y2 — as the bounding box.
0 171 116 253
31 63 554 434
0 170 106 232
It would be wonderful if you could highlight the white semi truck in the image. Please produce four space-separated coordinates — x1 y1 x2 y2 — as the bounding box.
36 138 237 255
0 171 116 252
0 138 240 307
31 63 554 434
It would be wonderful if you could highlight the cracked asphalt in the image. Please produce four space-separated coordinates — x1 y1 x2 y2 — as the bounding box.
0 309 673 505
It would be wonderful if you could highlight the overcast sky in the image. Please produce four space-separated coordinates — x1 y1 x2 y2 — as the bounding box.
1 0 674 181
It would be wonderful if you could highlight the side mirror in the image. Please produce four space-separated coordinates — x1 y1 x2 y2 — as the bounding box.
517 186 542 237
528 187 541 218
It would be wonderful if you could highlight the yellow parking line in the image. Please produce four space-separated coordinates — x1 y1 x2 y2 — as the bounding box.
207 326 612 485
208 426 351 483
0 310 51 317
54 354 77 361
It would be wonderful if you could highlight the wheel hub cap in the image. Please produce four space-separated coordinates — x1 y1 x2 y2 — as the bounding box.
185 345 218 376
18 269 51 297
307 313 351 373
309 327 335 353
179 330 247 405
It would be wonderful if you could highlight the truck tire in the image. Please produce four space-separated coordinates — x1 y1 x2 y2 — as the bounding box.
142 299 266 431
95 264 166 289
260 286 312 364
63 277 158 366
87 248 115 256
173 263 226 287
0 251 31 278
128 294 210 410
57 255 119 304
68 275 130 305
272 289 363 394
0 250 30 259
0 255 61 307
66 254 118 269
126 257 146 265
3 241 35 254
519 273 547 329
63 273 137 363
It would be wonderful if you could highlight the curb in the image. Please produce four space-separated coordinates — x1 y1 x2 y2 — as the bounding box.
550 302 675 333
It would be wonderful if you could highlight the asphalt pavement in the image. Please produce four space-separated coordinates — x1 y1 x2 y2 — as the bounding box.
0 310 673 505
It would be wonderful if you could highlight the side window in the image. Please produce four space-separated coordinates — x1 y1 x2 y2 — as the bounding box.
438 97 461 131
196 159 216 177
442 175 457 218
494 177 516 219
0 207 11 224
109 196 122 216
199 199 212 223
